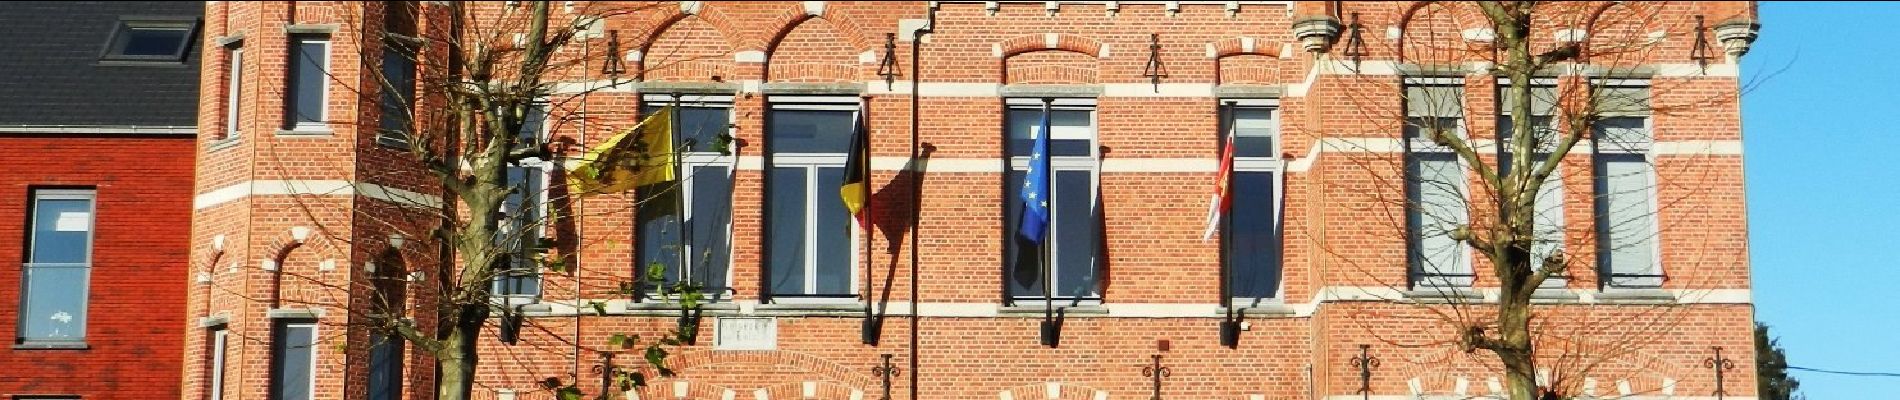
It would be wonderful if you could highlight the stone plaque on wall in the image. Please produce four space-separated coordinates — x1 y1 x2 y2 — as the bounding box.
714 317 776 350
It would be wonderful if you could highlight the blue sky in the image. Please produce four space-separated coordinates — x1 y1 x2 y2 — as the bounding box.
1744 2 1900 398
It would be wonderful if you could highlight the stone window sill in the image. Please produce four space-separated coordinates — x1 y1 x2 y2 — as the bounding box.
14 342 89 350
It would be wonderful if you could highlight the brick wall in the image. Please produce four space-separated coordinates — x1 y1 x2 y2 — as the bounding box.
187 2 1760 400
0 135 195 398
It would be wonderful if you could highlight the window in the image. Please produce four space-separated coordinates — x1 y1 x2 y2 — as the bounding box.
1591 81 1660 288
209 326 229 400
18 190 95 344
1004 98 1100 303
367 333 404 400
1403 79 1473 289
493 104 549 299
377 46 417 147
224 46 244 139
285 35 330 130
637 95 733 300
1219 101 1284 305
765 98 859 301
1497 80 1566 288
100 17 198 63
270 321 318 400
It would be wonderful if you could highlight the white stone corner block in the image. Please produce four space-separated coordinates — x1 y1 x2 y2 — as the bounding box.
1454 377 1469 395
1386 26 1402 40
1462 28 1497 42
674 381 691 398
1205 43 1217 58
754 389 769 400
992 43 1005 58
998 391 1014 400
1044 382 1060 400
625 50 644 62
802 381 817 398
1091 390 1108 400
679 1 702 15
261 260 278 271
722 389 737 400
1097 43 1110 58
849 389 864 400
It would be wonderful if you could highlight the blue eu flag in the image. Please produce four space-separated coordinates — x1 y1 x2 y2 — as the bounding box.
1018 107 1052 244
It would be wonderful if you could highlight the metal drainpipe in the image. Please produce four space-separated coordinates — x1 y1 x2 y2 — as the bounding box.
908 4 935 400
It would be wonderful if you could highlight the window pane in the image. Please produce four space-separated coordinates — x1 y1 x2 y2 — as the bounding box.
1008 109 1092 157
228 48 244 137
368 333 404 400
1228 107 1275 157
1404 117 1462 145
1600 155 1658 287
1531 165 1565 264
1051 170 1097 299
1594 86 1651 116
1004 170 1043 298
814 167 852 295
273 324 316 400
289 41 327 125
379 49 415 134
1499 85 1559 116
518 104 548 144
769 109 853 154
767 167 809 295
119 26 190 56
1408 153 1470 285
1594 117 1650 152
1227 171 1280 300
1405 85 1464 117
689 165 732 295
31 198 92 264
211 329 229 400
21 265 88 341
636 189 681 287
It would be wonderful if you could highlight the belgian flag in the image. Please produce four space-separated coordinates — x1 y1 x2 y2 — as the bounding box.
839 108 869 224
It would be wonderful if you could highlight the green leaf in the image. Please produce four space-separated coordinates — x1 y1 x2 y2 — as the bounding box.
557 385 584 400
645 344 669 367
544 257 568 273
713 133 734 156
590 301 607 316
645 262 667 283
607 333 630 347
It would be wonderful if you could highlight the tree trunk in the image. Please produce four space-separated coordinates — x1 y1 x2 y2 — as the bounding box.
1497 301 1538 400
437 305 486 400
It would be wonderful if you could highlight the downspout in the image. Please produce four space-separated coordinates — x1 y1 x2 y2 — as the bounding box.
908 4 935 400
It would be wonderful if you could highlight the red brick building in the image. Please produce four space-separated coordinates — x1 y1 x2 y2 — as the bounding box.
0 2 203 399
184 2 1762 400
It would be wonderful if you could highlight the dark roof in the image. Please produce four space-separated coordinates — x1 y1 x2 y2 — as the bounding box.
0 1 204 128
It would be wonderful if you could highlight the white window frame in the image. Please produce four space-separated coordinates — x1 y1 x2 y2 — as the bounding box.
1497 79 1568 289
1587 81 1664 289
20 189 96 343
225 46 244 139
273 321 319 400
1004 97 1101 304
639 94 737 300
210 327 229 400
287 36 331 131
1219 99 1286 304
1402 77 1475 289
766 99 861 303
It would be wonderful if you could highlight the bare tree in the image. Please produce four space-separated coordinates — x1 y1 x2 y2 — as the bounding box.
228 2 740 400
1310 2 1756 399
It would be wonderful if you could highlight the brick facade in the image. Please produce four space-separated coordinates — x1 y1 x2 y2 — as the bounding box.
185 2 1760 400
0 136 197 398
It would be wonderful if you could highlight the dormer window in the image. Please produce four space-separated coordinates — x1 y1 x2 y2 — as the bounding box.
100 17 198 64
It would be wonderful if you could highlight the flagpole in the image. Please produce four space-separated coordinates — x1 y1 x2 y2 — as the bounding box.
1220 101 1236 311
670 93 688 300
859 95 877 343
1039 98 1054 338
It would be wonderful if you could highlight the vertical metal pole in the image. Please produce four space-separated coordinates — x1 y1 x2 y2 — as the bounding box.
669 94 687 293
1040 98 1054 341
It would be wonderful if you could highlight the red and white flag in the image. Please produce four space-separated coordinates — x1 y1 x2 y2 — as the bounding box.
1202 131 1236 241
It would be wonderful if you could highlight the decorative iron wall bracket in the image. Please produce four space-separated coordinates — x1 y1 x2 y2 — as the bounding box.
1141 33 1167 92
1705 346 1736 400
877 32 900 89
601 29 626 75
1141 353 1172 400
871 353 902 400
1350 344 1380 400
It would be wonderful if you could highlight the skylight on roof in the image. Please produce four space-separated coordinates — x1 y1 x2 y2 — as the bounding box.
101 17 199 63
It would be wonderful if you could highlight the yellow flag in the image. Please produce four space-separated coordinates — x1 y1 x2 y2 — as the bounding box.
567 107 674 197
